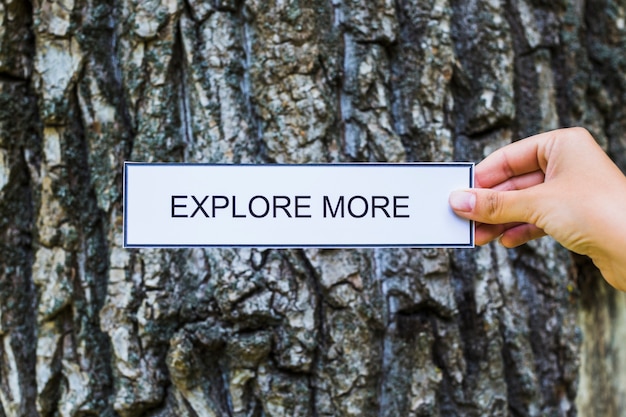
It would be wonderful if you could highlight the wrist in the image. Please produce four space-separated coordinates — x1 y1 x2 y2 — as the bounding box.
588 179 626 290
593 255 626 291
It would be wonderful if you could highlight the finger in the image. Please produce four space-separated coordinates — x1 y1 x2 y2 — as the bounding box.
491 170 545 192
499 224 546 248
475 224 505 246
475 223 506 245
475 222 526 245
449 187 539 225
475 130 564 188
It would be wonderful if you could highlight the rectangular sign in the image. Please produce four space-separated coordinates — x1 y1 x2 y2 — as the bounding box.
123 163 474 248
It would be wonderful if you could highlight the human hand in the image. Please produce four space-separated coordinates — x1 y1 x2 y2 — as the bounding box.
449 127 626 290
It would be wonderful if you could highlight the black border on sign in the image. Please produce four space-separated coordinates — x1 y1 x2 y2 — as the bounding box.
123 162 475 249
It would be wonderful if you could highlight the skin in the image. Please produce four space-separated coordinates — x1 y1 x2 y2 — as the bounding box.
449 127 626 291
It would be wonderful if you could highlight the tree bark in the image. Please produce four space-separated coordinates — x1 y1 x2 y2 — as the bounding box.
1 0 625 416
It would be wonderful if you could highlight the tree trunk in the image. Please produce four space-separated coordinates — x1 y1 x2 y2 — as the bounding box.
1 0 626 416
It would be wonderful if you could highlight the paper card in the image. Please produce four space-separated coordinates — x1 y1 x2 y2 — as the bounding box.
123 163 474 248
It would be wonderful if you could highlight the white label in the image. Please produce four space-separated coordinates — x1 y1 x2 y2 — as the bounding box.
123 163 474 248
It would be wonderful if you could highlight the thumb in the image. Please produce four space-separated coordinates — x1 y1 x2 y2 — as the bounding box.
449 188 536 225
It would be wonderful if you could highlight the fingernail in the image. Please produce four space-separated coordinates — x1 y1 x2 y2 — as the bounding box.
449 191 476 212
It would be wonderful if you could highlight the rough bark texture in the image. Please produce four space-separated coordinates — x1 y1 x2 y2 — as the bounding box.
1 0 626 416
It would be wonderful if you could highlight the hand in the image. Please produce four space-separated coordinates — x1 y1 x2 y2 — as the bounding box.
449 127 626 290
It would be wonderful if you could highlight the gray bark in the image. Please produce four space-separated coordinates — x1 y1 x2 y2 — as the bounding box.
0 0 625 416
